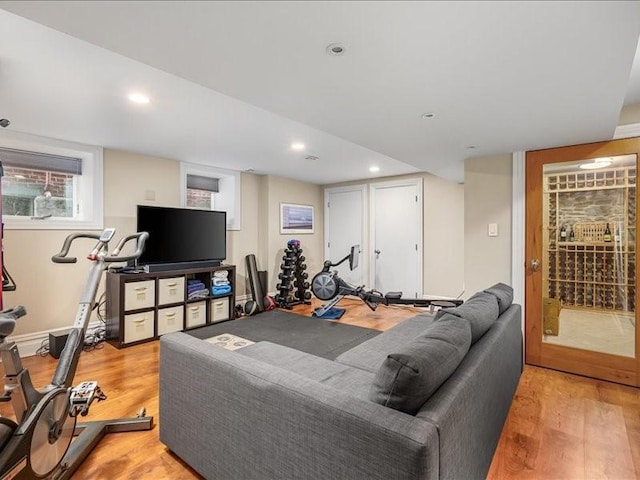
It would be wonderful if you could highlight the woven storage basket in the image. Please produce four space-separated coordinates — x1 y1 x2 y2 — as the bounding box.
574 222 608 242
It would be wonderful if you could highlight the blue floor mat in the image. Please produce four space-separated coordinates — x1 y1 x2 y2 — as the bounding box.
314 307 346 319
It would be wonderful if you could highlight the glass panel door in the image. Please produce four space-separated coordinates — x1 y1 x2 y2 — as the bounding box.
525 137 640 387
541 155 636 358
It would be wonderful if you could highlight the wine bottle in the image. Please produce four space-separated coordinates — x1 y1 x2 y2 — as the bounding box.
614 227 621 243
560 225 567 242
569 228 575 242
603 223 612 242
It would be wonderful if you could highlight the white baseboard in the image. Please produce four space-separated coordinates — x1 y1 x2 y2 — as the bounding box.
422 293 462 301
6 321 103 358
235 294 249 304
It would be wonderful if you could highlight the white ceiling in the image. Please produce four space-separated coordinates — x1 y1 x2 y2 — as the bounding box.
0 1 639 184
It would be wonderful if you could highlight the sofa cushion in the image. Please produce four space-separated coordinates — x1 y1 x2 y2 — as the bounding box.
237 341 375 399
483 283 513 314
435 291 499 344
368 313 471 415
335 314 437 373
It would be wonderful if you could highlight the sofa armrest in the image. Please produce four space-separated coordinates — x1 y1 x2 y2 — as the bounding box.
160 332 439 480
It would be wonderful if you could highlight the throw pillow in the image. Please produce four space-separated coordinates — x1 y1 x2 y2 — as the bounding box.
369 313 471 415
483 283 513 314
435 291 499 344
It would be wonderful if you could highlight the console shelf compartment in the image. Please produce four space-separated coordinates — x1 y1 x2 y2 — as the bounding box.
106 264 235 348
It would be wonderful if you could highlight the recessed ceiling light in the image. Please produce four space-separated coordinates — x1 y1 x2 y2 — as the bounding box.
128 92 150 104
291 142 305 151
580 158 612 170
305 155 319 161
466 145 478 149
326 43 345 56
369 166 380 173
421 113 436 119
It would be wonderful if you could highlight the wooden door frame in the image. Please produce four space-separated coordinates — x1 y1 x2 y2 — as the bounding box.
525 137 640 387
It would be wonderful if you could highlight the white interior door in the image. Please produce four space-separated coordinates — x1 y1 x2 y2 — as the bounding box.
324 186 366 286
371 179 422 297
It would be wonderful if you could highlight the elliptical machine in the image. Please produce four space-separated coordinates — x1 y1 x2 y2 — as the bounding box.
311 245 463 317
0 228 152 480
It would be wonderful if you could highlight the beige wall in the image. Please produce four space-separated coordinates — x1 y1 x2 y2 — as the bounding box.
3 149 320 337
228 172 261 297
325 173 464 298
463 111 636 300
263 175 324 292
463 154 512 299
423 175 464 298
619 102 640 125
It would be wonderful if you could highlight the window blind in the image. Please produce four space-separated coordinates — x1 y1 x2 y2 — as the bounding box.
187 174 219 192
0 147 82 175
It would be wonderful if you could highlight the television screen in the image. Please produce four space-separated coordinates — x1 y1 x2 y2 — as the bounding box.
137 205 226 266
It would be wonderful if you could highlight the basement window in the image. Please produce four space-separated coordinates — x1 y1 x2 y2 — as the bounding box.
180 163 241 230
0 131 103 230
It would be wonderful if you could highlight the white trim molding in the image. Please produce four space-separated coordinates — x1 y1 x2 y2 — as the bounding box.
0 129 104 230
180 162 241 230
7 321 102 358
512 151 526 341
613 123 640 139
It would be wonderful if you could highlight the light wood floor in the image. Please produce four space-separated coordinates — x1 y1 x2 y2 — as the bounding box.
2 298 639 479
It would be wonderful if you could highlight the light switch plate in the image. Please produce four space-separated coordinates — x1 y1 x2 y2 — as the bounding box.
488 223 498 237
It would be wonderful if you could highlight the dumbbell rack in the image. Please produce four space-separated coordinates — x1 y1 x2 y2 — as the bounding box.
275 240 311 309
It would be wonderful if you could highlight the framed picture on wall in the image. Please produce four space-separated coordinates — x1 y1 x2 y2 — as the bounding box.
280 203 314 234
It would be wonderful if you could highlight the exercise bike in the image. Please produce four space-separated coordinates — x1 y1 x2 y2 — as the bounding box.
0 228 153 480
311 245 463 317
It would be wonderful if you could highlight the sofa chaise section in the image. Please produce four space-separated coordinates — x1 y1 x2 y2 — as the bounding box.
159 333 440 480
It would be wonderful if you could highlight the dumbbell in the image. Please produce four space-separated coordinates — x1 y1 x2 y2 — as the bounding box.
299 272 308 279
304 291 312 300
297 263 307 270
278 273 291 280
298 255 305 262
280 263 294 270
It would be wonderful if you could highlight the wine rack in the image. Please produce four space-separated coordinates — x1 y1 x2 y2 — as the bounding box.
544 165 636 312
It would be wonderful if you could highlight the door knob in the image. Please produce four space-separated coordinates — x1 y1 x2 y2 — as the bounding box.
530 259 540 271
374 249 381 255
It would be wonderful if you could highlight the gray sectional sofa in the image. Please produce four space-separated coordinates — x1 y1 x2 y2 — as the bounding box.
159 284 522 480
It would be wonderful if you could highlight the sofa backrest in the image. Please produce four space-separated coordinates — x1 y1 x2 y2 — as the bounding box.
434 282 513 344
416 303 523 480
367 283 515 416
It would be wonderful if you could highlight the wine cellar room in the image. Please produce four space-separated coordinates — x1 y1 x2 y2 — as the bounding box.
542 154 636 358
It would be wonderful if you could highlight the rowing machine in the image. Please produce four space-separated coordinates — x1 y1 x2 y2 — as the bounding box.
311 246 462 317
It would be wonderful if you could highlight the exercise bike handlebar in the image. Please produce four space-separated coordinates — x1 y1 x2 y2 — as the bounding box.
51 231 149 264
103 232 149 263
52 233 102 263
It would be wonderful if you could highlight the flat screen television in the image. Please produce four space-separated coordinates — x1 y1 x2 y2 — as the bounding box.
136 205 227 271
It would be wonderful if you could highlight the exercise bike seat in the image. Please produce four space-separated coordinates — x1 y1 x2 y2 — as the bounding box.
0 306 26 340
385 291 402 300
